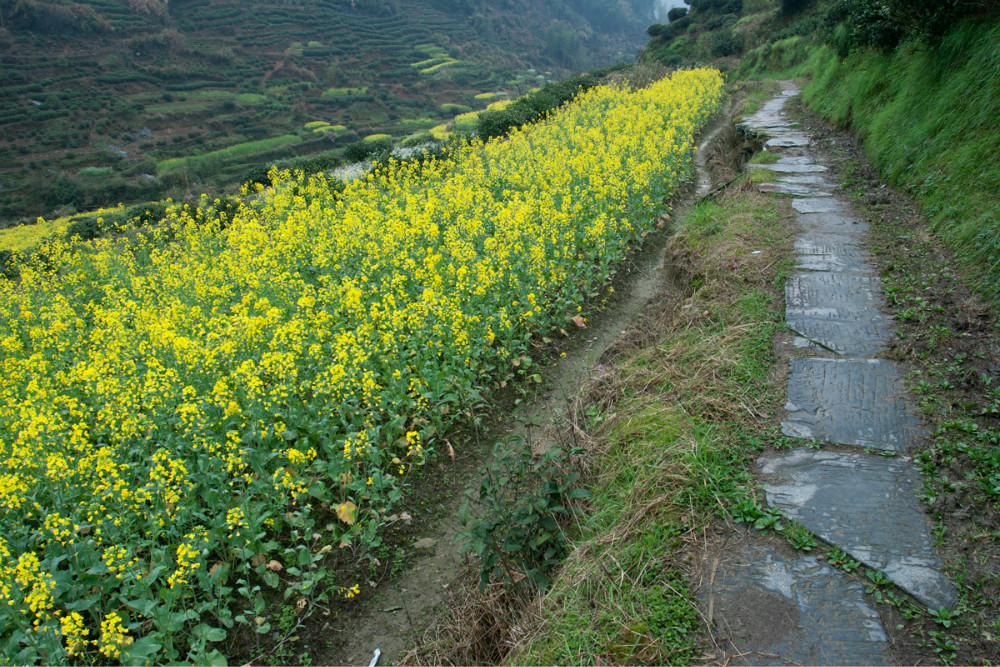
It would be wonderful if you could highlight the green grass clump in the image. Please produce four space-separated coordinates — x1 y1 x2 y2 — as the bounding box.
803 18 1000 312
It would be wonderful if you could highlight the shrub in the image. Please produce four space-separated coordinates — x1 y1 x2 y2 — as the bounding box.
780 0 813 15
344 138 392 162
711 29 743 57
704 13 739 31
668 6 689 22
476 75 598 142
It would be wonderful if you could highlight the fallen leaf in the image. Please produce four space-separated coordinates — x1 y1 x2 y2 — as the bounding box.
446 440 455 461
336 501 358 525
571 315 586 328
267 560 283 572
399 512 412 522
251 554 267 568
412 538 437 550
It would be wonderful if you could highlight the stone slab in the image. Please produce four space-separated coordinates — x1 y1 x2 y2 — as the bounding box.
775 173 835 186
758 450 958 610
750 160 828 174
794 233 872 273
785 273 892 357
759 182 833 198
706 543 888 665
792 197 848 214
766 133 811 148
782 358 922 450
797 211 869 234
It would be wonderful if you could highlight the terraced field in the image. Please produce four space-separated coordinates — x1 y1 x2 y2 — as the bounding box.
0 0 649 227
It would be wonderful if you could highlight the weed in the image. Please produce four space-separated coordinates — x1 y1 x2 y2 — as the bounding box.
749 150 780 164
827 547 861 573
780 521 818 552
459 438 588 594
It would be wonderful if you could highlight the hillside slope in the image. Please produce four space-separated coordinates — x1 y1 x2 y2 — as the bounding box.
0 0 651 224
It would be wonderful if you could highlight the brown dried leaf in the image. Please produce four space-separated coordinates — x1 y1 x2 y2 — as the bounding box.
336 501 358 525
267 559 283 572
571 315 586 328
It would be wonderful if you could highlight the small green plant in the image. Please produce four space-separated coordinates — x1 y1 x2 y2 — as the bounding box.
926 629 957 662
929 606 960 628
827 547 861 573
459 438 589 593
780 521 818 551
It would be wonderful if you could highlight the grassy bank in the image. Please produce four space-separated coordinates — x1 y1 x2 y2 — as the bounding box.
801 18 1000 314
507 185 795 664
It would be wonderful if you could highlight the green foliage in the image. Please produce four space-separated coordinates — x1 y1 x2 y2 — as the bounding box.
781 0 813 15
822 0 993 54
803 17 1000 312
460 440 588 593
668 6 689 22
242 151 343 188
476 75 598 142
343 138 393 162
710 28 743 56
157 135 303 176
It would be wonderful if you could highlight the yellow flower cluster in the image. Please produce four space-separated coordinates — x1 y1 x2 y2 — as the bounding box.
0 68 722 662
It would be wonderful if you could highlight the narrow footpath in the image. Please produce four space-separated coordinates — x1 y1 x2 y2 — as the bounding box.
700 83 957 664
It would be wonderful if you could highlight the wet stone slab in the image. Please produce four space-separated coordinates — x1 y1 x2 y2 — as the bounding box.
766 133 811 148
759 181 833 198
759 450 958 611
775 173 835 186
786 273 892 357
792 197 848 214
794 233 872 273
782 358 922 450
797 211 869 235
706 543 888 665
750 159 828 174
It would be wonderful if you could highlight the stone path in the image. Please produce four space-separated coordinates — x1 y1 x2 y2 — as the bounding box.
701 84 957 664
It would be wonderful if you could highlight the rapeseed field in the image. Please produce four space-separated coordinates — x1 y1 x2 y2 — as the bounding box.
0 68 722 664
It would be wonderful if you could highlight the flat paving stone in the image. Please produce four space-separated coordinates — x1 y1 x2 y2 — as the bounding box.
797 211 869 235
750 160 828 174
759 181 833 197
794 233 872 273
766 133 811 148
782 358 922 450
786 273 892 357
774 173 835 186
706 543 889 665
759 450 958 610
792 197 848 214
